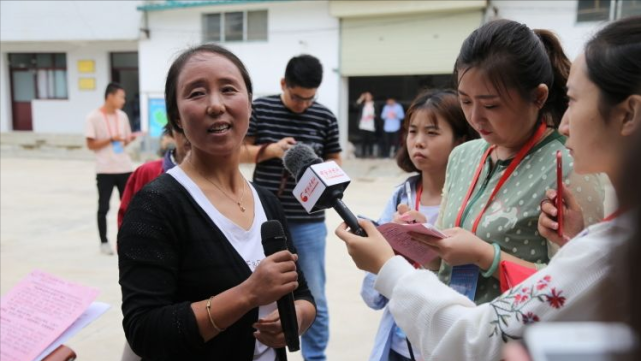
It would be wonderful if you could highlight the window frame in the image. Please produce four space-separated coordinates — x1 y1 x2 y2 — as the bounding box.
577 0 641 22
617 0 641 18
576 0 612 23
8 53 68 100
202 9 268 43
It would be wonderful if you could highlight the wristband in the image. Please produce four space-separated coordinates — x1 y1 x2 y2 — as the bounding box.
206 296 226 332
481 243 501 278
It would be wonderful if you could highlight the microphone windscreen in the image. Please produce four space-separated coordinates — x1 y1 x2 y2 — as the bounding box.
283 144 320 181
261 220 286 255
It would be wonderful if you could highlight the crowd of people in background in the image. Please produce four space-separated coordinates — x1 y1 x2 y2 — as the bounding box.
354 92 407 159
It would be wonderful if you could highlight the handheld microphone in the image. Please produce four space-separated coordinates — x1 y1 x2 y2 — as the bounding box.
283 144 366 236
260 220 300 355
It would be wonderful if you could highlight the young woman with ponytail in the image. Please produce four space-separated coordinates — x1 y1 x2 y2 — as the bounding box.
425 19 604 305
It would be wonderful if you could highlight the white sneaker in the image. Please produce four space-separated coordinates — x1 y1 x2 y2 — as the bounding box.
100 243 114 255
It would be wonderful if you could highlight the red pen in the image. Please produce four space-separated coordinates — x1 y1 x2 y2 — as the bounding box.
556 150 564 237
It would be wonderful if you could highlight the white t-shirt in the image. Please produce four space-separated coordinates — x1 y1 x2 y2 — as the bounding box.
168 166 278 361
418 204 439 225
359 102 376 132
85 108 133 174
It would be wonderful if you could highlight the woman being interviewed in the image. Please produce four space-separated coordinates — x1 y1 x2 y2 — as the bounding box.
118 44 316 360
336 16 641 361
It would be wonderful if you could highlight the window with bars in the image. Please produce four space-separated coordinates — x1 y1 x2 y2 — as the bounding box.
577 0 611 22
8 53 68 99
203 10 268 43
577 0 641 22
620 0 641 17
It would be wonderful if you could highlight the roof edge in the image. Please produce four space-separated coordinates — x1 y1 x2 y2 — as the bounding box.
137 0 292 12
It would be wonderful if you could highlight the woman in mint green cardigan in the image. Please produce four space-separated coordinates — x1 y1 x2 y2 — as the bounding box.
431 20 604 304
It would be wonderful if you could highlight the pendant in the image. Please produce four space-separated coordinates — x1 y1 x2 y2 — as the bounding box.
239 203 246 212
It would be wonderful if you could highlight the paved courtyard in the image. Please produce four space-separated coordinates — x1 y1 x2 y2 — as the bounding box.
1 154 409 361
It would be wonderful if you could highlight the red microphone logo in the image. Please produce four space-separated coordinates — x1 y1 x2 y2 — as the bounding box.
300 177 319 203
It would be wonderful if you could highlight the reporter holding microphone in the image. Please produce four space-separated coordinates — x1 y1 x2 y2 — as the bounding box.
336 16 641 361
118 44 315 360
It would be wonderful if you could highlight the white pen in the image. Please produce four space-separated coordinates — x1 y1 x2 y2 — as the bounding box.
404 181 412 208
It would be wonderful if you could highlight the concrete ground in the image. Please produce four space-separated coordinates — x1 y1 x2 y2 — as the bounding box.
1 154 408 361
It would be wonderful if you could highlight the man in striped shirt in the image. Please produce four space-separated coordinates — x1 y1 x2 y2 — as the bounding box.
244 54 341 361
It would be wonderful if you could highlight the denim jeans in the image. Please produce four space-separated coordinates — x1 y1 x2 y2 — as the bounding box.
288 221 328 361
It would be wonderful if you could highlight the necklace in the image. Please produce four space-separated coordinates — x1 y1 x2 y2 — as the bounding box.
188 158 247 212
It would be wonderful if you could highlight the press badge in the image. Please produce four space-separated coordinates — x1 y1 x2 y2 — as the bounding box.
112 140 124 154
449 264 479 301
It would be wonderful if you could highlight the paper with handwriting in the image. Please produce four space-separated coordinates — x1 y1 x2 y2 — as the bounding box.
377 222 447 265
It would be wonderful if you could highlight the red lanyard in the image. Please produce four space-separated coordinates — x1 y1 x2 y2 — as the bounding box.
101 109 120 139
602 208 628 222
455 122 548 234
415 184 423 211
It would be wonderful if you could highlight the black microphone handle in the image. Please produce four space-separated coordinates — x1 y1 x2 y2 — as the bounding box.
278 293 300 351
276 347 287 361
261 231 300 353
331 197 367 236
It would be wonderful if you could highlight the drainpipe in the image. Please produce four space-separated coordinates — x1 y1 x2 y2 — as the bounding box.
140 9 150 39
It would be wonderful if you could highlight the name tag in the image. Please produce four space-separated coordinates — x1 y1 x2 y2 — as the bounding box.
449 264 479 301
112 141 124 154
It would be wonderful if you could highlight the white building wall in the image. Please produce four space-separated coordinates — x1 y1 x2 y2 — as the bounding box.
0 0 141 42
490 0 604 60
1 41 138 134
139 1 340 134
0 0 142 134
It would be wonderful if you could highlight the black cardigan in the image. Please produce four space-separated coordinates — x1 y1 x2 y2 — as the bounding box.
118 174 315 361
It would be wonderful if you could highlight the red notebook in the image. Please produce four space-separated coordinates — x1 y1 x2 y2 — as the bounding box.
499 260 538 293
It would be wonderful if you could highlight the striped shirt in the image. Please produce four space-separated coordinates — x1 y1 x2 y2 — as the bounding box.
247 95 342 222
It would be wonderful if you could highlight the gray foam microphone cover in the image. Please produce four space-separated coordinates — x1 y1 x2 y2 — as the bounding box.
283 143 320 179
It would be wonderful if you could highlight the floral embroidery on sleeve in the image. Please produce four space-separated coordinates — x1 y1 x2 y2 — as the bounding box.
488 275 566 342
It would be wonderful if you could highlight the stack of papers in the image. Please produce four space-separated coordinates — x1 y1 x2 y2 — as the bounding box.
0 270 110 361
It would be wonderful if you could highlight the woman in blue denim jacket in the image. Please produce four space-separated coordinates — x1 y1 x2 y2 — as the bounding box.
361 90 477 361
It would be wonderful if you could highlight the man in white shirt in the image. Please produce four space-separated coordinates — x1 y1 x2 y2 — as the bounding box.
85 82 134 255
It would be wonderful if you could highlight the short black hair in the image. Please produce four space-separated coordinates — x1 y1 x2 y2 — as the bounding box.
105 82 124 100
164 43 253 134
284 54 323 89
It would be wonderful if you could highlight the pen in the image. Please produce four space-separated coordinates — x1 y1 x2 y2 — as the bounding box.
405 182 412 208
403 182 418 223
